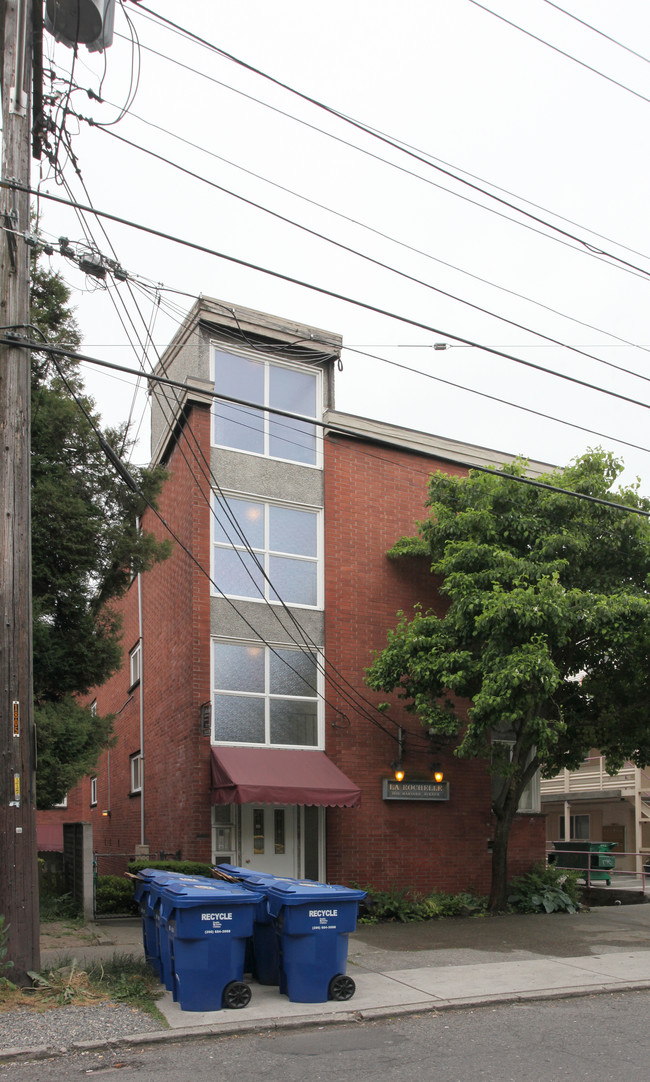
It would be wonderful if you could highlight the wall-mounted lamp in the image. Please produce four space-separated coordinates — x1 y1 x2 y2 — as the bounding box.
390 726 406 781
101 809 111 818
431 762 444 783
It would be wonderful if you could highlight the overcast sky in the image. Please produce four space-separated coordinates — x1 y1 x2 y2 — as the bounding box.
33 0 650 493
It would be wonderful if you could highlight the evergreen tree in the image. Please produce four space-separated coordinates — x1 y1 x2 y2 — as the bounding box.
30 260 170 807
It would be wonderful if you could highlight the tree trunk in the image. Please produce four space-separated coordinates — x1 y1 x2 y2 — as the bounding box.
488 806 518 911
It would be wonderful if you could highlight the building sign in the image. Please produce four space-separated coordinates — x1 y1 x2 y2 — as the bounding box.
382 779 450 801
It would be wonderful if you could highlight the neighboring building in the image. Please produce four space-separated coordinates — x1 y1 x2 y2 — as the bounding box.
541 756 650 875
38 297 548 892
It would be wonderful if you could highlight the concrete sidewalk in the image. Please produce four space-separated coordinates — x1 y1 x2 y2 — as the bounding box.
37 901 650 1039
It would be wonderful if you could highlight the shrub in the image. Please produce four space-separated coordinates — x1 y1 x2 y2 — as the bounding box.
420 890 488 919
508 862 583 914
357 884 488 923
95 875 139 915
39 891 81 922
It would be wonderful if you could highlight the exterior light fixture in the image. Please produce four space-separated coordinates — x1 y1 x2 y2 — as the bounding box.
391 726 406 781
101 809 111 818
431 762 444 783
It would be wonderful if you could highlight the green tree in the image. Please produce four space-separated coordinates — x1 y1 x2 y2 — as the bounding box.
365 451 650 910
30 260 171 807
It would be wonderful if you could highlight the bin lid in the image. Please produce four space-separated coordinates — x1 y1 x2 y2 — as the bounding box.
162 880 264 907
265 881 366 907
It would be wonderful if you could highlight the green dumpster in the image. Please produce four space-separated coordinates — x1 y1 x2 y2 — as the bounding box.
549 841 616 885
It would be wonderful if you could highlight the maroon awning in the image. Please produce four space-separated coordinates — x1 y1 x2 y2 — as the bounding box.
210 747 361 807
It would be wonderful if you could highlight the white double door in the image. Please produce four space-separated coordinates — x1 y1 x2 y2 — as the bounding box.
240 804 298 877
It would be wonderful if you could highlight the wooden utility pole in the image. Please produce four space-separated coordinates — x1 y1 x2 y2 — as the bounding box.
0 0 39 981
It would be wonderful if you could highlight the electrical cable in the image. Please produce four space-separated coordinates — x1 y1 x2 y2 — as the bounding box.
8 180 650 415
466 0 650 106
127 3 650 283
51 356 410 747
79 118 650 393
7 333 650 518
539 0 650 67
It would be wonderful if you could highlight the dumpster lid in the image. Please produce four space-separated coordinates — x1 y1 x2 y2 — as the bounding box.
162 880 263 904
210 748 361 807
265 882 366 905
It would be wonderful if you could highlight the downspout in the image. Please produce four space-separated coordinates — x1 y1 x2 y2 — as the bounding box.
137 521 145 849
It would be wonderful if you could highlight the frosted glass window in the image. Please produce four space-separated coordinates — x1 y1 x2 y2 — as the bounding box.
214 352 264 454
214 643 264 692
270 700 318 746
270 506 317 557
213 642 320 747
269 556 317 606
213 497 319 608
213 349 319 465
270 649 317 696
213 694 265 743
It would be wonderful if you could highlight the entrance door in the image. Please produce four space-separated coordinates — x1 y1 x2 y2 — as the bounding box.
240 805 298 877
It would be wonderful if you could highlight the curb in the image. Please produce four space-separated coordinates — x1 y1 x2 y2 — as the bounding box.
3 979 650 1064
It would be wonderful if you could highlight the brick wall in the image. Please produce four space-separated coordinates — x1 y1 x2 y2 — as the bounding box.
323 432 545 893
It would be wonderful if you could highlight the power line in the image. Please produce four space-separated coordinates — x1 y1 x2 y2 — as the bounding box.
540 0 650 67
79 119 650 394
467 0 650 106
68 86 650 367
7 333 650 518
7 181 650 415
127 3 650 284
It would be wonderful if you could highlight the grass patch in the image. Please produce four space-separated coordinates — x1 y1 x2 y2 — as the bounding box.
0 952 166 1024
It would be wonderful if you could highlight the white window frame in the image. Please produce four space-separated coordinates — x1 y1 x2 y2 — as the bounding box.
52 794 68 809
210 344 323 468
90 776 97 807
130 752 143 794
129 641 141 688
491 739 541 814
212 493 323 609
211 638 324 749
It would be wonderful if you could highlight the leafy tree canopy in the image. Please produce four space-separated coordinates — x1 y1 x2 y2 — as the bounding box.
365 451 650 909
31 259 171 808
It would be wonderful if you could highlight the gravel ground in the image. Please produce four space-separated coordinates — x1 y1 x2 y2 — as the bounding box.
0 1002 166 1055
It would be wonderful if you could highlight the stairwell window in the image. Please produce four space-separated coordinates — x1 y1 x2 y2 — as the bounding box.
130 752 143 795
129 642 141 688
213 496 320 607
90 776 97 807
212 349 320 466
212 640 321 747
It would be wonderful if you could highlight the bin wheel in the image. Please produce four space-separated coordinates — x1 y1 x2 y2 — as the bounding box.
222 980 252 1009
328 974 356 1001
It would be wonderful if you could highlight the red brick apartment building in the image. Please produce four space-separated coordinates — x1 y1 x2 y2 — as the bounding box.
38 298 546 893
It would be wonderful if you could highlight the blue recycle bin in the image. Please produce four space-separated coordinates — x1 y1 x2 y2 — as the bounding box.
132 868 163 969
163 879 263 1012
149 873 205 986
214 864 297 985
265 881 366 1003
134 869 195 977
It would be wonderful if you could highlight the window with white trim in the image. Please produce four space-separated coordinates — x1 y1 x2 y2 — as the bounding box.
90 776 97 807
130 752 143 794
213 496 320 607
212 641 321 747
491 740 540 813
212 349 320 466
129 642 141 688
